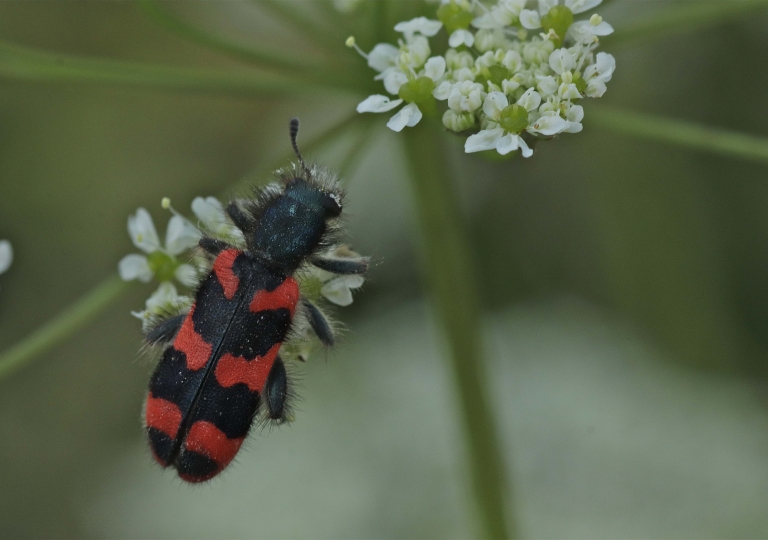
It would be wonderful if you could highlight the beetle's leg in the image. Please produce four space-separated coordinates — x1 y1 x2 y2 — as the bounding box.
301 298 334 346
309 255 369 276
145 314 186 345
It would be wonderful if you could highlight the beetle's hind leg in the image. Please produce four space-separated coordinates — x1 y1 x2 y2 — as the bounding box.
264 356 291 423
301 298 335 346
144 314 186 345
310 254 369 276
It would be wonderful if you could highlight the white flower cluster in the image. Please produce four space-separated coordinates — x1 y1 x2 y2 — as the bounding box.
0 240 12 281
350 0 616 157
118 197 364 341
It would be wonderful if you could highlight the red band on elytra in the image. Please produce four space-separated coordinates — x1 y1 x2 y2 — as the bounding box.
250 277 299 316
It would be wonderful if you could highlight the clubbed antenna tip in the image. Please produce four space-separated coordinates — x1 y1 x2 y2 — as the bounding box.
289 118 309 176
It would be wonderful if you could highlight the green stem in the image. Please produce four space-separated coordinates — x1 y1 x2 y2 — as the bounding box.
0 113 362 382
606 0 768 49
0 39 349 97
138 0 360 92
403 123 513 539
0 276 131 379
590 106 768 164
256 0 346 56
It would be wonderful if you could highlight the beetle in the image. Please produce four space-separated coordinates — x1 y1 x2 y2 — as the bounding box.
141 119 368 482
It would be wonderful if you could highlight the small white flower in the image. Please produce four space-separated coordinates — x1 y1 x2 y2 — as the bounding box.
321 275 365 307
564 103 584 133
449 29 475 48
0 240 12 275
394 17 443 40
584 52 615 97
307 246 367 306
537 75 559 96
465 90 539 156
118 208 200 286
359 56 445 132
447 81 486 112
443 110 476 132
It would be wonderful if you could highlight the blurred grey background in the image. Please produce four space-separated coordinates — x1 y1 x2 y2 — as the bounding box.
0 1 768 538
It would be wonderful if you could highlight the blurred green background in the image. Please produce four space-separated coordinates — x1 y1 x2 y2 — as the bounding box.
1 0 768 537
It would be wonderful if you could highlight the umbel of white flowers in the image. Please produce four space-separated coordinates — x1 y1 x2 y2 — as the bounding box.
118 197 364 337
349 0 616 157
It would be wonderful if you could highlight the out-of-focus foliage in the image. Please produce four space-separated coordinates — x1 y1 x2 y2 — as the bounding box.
0 1 768 537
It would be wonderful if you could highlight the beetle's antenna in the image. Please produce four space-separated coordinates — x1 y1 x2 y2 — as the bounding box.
289 118 310 177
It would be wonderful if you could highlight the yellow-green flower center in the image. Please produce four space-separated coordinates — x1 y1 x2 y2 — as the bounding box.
437 1 474 33
147 251 178 282
541 5 573 45
499 104 529 134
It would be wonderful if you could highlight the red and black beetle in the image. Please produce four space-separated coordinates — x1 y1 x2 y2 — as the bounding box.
141 119 368 482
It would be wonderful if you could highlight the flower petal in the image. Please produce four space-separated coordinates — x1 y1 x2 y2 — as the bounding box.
518 137 533 158
496 133 520 155
386 103 422 132
145 282 180 311
118 254 153 282
549 48 575 74
394 17 443 38
321 275 364 306
191 196 224 229
464 128 505 153
174 264 199 288
165 215 201 256
128 208 160 254
449 29 475 48
381 69 409 95
538 0 558 16
483 91 509 117
367 43 399 72
517 87 542 111
0 240 12 275
433 81 453 100
424 56 446 81
519 9 542 29
357 95 404 113
530 114 569 135
565 0 602 14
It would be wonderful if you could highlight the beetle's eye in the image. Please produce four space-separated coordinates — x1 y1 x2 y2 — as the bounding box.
323 193 342 217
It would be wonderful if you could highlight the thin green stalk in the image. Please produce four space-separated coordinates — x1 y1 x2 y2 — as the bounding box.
0 39 347 97
335 118 378 180
403 123 513 539
606 0 768 49
590 105 768 164
256 0 347 56
138 0 361 92
138 0 313 71
0 276 131 379
0 113 363 382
